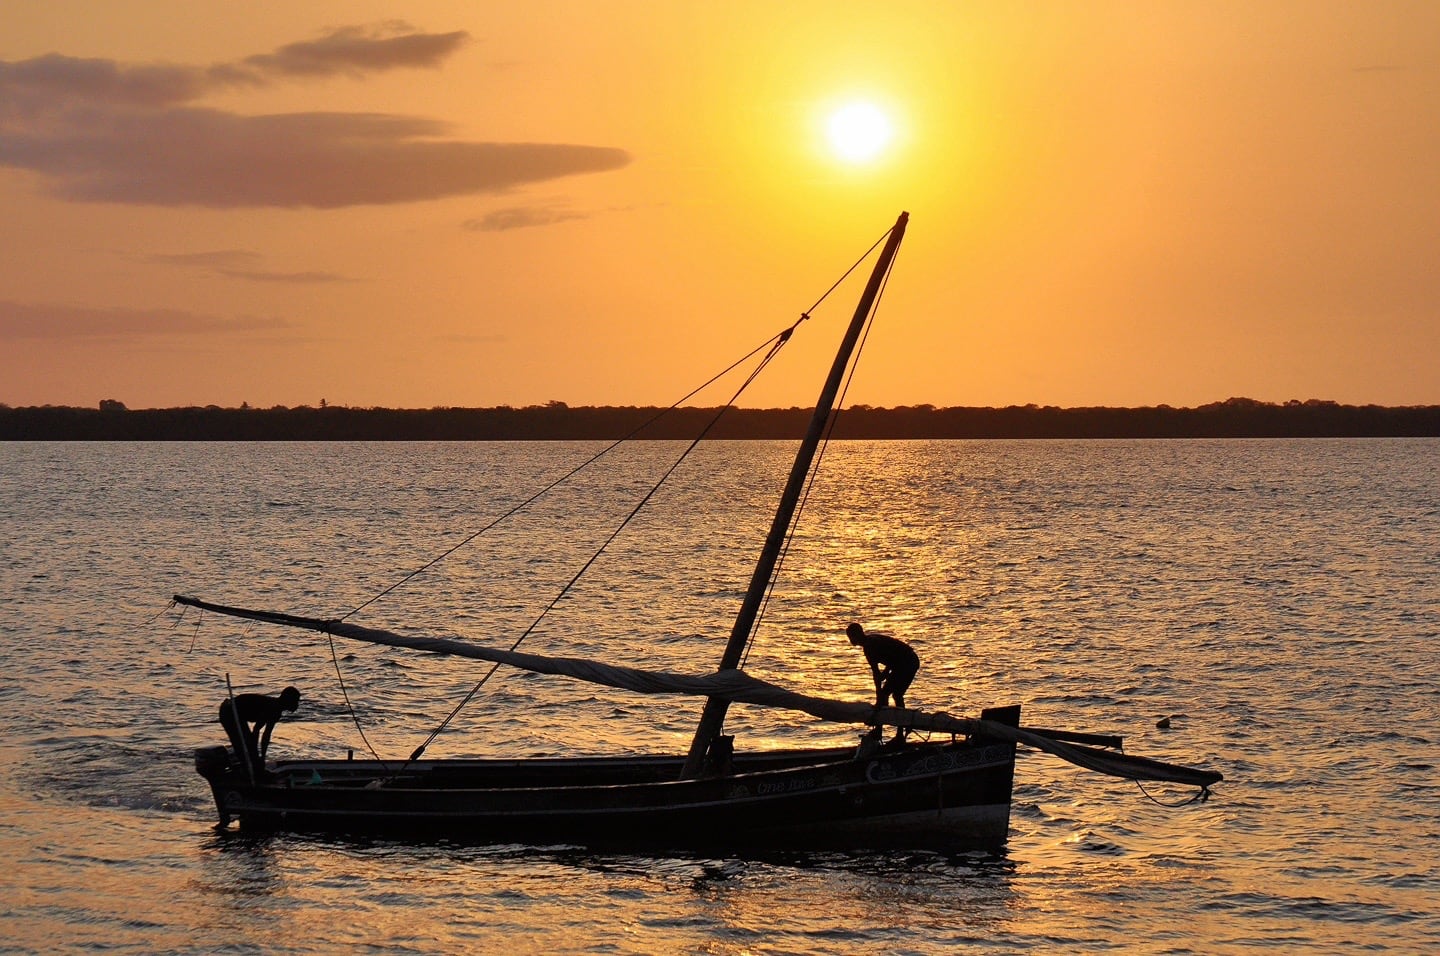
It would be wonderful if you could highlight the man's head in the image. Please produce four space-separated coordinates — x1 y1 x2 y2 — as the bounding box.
279 686 301 711
846 622 865 645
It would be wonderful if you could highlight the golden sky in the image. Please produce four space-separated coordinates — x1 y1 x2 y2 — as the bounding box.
2 1 1437 409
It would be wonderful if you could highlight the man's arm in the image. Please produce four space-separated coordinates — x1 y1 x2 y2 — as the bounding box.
257 720 276 758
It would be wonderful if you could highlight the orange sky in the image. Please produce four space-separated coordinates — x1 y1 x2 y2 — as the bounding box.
2 1 1437 410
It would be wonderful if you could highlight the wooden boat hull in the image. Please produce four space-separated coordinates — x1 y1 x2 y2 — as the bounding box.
196 727 1018 851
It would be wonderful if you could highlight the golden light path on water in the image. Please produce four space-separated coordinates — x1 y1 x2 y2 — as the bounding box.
1 439 1437 952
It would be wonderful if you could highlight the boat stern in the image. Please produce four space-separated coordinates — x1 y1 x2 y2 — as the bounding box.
195 745 237 827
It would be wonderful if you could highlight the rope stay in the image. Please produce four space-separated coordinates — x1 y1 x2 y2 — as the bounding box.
340 223 894 626
743 234 905 669
355 223 899 761
188 222 907 762
341 324 795 623
326 629 391 767
401 333 793 764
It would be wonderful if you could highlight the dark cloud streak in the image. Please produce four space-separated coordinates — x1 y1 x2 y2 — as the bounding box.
0 54 228 112
4 107 627 207
146 249 349 282
246 24 471 78
146 250 262 269
0 300 291 340
0 25 629 209
215 268 350 283
465 205 590 231
0 25 468 113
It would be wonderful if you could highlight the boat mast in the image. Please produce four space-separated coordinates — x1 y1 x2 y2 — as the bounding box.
681 211 909 777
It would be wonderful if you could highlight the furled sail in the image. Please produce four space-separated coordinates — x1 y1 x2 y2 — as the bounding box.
174 594 934 725
173 594 1222 789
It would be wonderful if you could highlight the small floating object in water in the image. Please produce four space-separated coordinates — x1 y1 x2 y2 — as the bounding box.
1156 716 1172 729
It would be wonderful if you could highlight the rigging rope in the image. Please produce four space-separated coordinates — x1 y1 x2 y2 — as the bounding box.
1127 743 1215 806
340 327 799 623
327 630 393 768
802 228 893 317
743 236 905 668
309 221 901 761
343 221 894 625
332 324 809 761
399 329 796 764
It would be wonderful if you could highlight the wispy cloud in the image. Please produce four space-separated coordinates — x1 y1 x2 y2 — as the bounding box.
146 249 350 283
437 332 508 344
216 267 351 284
0 299 292 340
0 24 629 208
0 23 466 110
146 250 263 270
244 22 470 78
464 205 590 232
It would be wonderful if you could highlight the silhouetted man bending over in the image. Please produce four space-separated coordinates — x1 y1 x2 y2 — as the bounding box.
847 622 919 741
219 686 300 767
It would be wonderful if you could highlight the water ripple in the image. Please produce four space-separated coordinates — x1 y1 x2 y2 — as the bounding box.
3 438 1439 953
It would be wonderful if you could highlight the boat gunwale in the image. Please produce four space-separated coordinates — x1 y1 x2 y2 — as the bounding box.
229 739 1015 799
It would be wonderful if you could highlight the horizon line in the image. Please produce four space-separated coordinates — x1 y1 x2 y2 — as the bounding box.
8 396 1440 413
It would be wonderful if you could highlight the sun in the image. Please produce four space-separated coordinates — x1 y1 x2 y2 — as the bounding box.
825 102 894 163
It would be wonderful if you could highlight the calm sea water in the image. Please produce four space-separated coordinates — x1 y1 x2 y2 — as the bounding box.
1 439 1437 954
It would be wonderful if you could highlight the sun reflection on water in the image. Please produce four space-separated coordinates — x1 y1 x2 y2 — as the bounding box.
4 439 1439 952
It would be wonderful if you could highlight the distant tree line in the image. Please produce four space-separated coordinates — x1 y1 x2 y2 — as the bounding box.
2 397 1438 441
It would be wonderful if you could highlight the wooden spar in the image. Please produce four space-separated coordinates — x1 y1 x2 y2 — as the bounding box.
172 595 1221 788
170 594 915 726
680 211 910 778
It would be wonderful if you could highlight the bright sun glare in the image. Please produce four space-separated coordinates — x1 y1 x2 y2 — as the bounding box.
826 102 894 163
